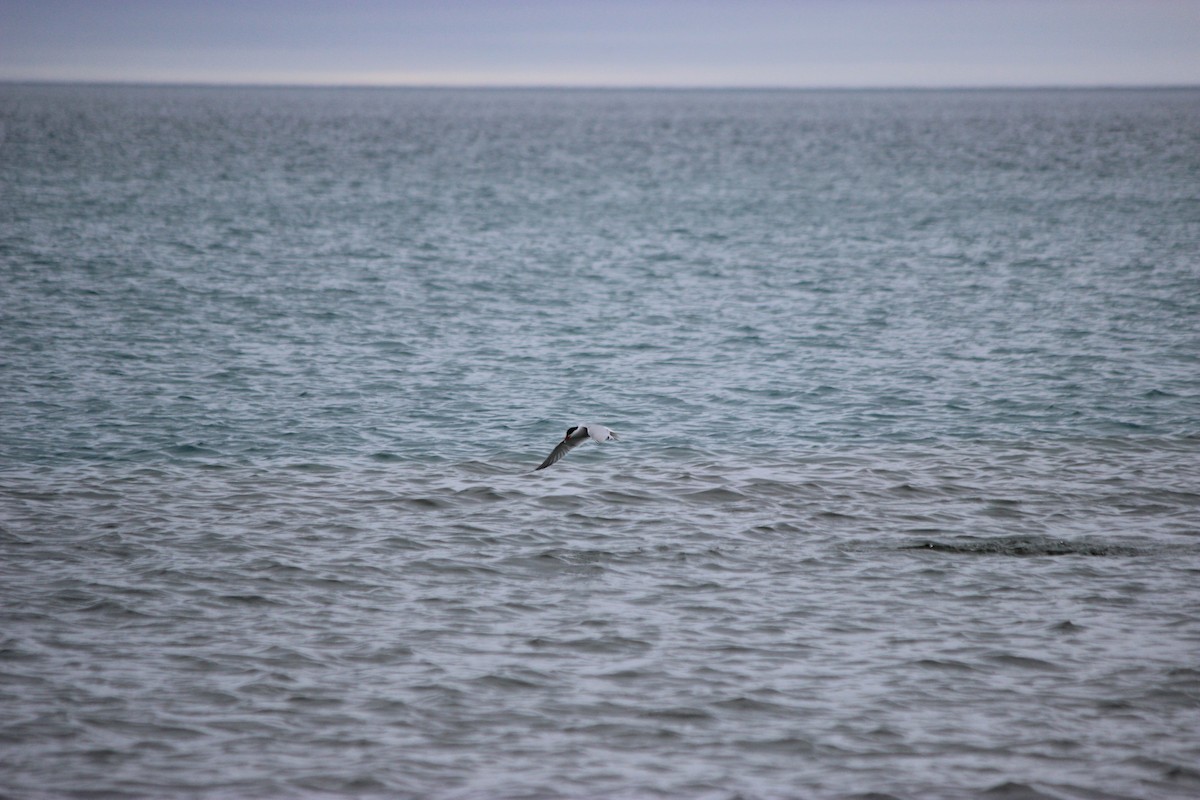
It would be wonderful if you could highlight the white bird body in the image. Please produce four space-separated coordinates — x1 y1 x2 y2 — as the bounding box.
535 424 619 470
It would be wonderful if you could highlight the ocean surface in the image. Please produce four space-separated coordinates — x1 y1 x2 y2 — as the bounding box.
1 84 1199 799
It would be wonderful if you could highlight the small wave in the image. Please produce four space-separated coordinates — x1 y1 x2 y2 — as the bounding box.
637 705 714 722
682 487 747 504
981 782 1061 800
985 652 1065 672
911 658 978 672
284 462 339 473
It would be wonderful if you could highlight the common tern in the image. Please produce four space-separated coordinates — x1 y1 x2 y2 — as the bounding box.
534 424 619 471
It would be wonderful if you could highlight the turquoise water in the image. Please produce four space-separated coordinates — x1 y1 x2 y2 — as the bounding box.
2 85 1199 799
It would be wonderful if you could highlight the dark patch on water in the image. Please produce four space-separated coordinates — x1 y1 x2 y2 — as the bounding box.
901 535 1145 557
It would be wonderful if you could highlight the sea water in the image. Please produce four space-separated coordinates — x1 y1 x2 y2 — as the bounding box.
2 85 1199 799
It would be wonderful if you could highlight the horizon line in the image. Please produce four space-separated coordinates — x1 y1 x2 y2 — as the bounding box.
3 79 1199 93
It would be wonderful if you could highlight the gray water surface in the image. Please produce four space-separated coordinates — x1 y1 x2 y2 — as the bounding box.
2 85 1199 799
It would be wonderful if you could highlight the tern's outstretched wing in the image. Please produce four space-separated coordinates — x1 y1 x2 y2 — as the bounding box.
535 437 582 471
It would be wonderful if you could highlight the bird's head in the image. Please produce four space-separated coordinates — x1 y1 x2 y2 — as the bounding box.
564 426 579 440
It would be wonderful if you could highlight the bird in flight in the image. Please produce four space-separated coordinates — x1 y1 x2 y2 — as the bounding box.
535 424 619 470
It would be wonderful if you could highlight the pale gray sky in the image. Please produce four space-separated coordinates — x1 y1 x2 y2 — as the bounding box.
2 0 1198 87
